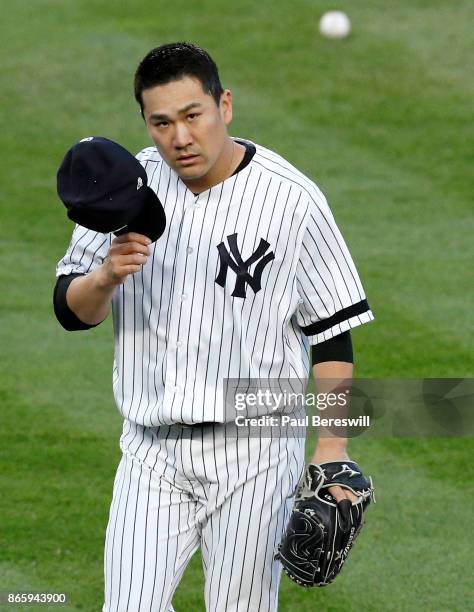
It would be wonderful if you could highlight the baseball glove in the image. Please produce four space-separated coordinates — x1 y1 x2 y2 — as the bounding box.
276 461 375 587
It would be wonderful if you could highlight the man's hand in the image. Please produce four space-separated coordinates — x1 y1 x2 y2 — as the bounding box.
98 232 151 288
313 442 359 504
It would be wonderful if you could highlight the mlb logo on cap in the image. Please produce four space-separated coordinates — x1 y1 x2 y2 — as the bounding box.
57 136 166 242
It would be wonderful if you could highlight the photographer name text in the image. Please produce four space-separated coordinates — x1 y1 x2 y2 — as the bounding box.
234 415 370 427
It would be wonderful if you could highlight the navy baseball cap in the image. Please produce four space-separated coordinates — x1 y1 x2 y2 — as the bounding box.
57 136 166 242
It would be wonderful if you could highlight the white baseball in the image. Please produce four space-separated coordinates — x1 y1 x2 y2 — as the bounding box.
319 11 351 39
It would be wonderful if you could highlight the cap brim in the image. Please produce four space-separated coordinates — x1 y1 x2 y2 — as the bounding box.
114 187 166 243
67 206 129 234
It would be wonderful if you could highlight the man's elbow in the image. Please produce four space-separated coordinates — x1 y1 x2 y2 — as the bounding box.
53 274 100 331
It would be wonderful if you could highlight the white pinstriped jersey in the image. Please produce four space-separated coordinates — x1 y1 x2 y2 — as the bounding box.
56 137 374 426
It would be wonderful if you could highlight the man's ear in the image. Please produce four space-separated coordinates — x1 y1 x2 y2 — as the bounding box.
220 89 233 125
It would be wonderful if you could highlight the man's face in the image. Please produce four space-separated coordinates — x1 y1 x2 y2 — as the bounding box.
141 76 232 189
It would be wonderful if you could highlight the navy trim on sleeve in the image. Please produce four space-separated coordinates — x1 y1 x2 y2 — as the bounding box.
301 299 370 336
53 274 100 331
311 330 353 365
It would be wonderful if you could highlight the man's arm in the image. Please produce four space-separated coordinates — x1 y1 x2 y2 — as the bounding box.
65 269 119 326
311 359 359 504
57 232 151 326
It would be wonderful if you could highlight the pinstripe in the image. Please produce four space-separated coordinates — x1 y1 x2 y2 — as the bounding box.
307 203 365 297
75 233 100 267
105 454 127 608
84 237 108 272
267 436 294 606
242 175 277 375
221 432 254 611
125 274 137 422
193 181 228 422
210 170 253 419
156 486 174 612
204 425 230 602
137 161 160 425
149 432 167 610
113 449 135 612
258 433 288 612
302 230 345 308
67 226 90 261
161 177 188 392
123 460 143 611
310 218 357 303
256 435 283 611
168 189 203 422
187 185 223 422
146 170 178 425
219 447 247 610
243 179 283 350
119 280 127 427
258 432 286 610
236 434 266 608
107 453 129 610
251 187 301 379
232 171 263 379
136 466 152 610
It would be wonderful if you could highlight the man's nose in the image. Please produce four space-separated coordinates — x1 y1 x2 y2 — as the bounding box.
173 122 193 149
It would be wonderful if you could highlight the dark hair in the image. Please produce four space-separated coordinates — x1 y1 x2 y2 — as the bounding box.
134 42 224 115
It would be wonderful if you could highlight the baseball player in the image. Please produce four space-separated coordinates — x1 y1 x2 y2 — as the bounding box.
54 42 374 611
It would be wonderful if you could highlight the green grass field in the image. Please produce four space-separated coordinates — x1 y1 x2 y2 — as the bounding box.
1 1 473 610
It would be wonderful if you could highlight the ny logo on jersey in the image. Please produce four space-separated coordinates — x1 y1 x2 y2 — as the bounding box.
215 233 275 298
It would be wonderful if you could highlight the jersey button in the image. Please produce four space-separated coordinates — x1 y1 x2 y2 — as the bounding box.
173 385 181 393
181 293 187 301
176 340 182 347
186 247 193 254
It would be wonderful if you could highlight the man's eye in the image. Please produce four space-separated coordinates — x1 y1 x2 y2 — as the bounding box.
187 113 199 121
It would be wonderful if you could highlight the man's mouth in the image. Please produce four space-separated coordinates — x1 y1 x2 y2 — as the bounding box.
177 154 199 165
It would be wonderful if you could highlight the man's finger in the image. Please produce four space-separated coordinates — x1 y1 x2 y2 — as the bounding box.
328 486 354 532
327 485 345 503
111 241 150 256
337 499 352 532
328 485 359 504
113 232 151 245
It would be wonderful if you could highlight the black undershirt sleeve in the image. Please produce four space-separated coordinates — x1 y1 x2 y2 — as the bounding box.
311 330 353 365
53 274 99 331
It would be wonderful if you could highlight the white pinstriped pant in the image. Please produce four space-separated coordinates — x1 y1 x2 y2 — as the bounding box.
103 420 305 612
